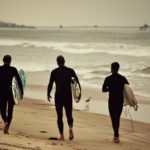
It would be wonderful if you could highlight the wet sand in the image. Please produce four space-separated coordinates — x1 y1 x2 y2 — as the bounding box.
0 98 150 150
25 83 150 123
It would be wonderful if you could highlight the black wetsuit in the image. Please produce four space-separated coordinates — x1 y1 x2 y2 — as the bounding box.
47 66 81 134
0 64 23 125
102 73 129 137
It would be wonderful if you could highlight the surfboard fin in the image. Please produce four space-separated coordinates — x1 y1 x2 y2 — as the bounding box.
133 104 138 111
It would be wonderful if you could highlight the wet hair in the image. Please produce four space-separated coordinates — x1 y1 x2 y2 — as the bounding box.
3 55 11 64
57 55 65 66
111 62 120 72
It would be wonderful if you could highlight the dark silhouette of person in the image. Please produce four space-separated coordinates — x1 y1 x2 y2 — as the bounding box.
47 55 81 141
102 62 129 143
0 55 23 134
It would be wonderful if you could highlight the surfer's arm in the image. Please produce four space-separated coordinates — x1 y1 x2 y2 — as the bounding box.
102 78 109 92
14 68 24 97
47 71 54 98
124 76 129 85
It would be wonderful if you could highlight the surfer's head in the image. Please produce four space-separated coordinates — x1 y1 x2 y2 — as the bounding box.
3 55 11 65
111 62 120 73
57 55 65 66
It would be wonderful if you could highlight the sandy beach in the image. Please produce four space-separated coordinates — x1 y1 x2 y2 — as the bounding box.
0 97 150 150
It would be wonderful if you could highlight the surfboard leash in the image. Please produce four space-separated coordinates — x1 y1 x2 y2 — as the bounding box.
128 106 135 132
121 106 135 135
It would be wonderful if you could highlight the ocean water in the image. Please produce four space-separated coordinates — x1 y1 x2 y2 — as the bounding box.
0 27 150 99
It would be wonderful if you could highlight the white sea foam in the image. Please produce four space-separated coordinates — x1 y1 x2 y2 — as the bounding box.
0 39 150 57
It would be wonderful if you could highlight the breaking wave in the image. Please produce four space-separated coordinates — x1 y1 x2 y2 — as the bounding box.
0 39 150 57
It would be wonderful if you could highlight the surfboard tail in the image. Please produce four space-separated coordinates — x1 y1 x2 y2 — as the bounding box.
71 78 81 103
124 84 138 111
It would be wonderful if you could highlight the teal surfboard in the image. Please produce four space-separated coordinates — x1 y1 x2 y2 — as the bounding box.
19 69 26 89
12 69 26 105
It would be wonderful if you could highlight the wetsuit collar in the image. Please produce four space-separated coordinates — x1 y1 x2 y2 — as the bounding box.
112 72 118 75
59 65 65 68
4 64 10 67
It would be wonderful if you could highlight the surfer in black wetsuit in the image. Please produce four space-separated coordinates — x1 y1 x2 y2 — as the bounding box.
0 55 23 134
102 62 129 143
47 55 81 141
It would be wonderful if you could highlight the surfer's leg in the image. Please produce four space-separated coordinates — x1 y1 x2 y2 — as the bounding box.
109 111 120 143
3 99 14 134
109 103 118 136
109 110 116 136
0 98 10 134
55 102 64 140
64 102 74 140
112 107 122 143
0 98 7 123
109 102 123 143
110 111 120 137
7 100 14 126
64 102 73 128
116 104 123 137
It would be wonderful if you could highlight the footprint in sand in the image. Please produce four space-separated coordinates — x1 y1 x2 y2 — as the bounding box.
26 135 32 138
40 131 48 133
73 147 86 150
105 138 109 141
34 146 41 150
28 143 31 145
24 123 31 125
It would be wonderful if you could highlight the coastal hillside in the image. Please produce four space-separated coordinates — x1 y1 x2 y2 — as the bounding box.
0 21 35 28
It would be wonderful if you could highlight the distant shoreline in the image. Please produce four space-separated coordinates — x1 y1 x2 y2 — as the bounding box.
0 21 35 29
0 20 149 30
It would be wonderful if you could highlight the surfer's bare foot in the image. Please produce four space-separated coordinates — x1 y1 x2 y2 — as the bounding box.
4 123 9 134
113 137 120 143
69 129 74 140
58 134 65 141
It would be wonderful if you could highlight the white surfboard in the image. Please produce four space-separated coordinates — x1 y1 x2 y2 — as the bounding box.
12 77 22 105
71 78 81 103
12 69 26 105
123 84 138 111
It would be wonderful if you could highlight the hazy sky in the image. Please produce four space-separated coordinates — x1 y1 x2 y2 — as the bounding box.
0 0 150 26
